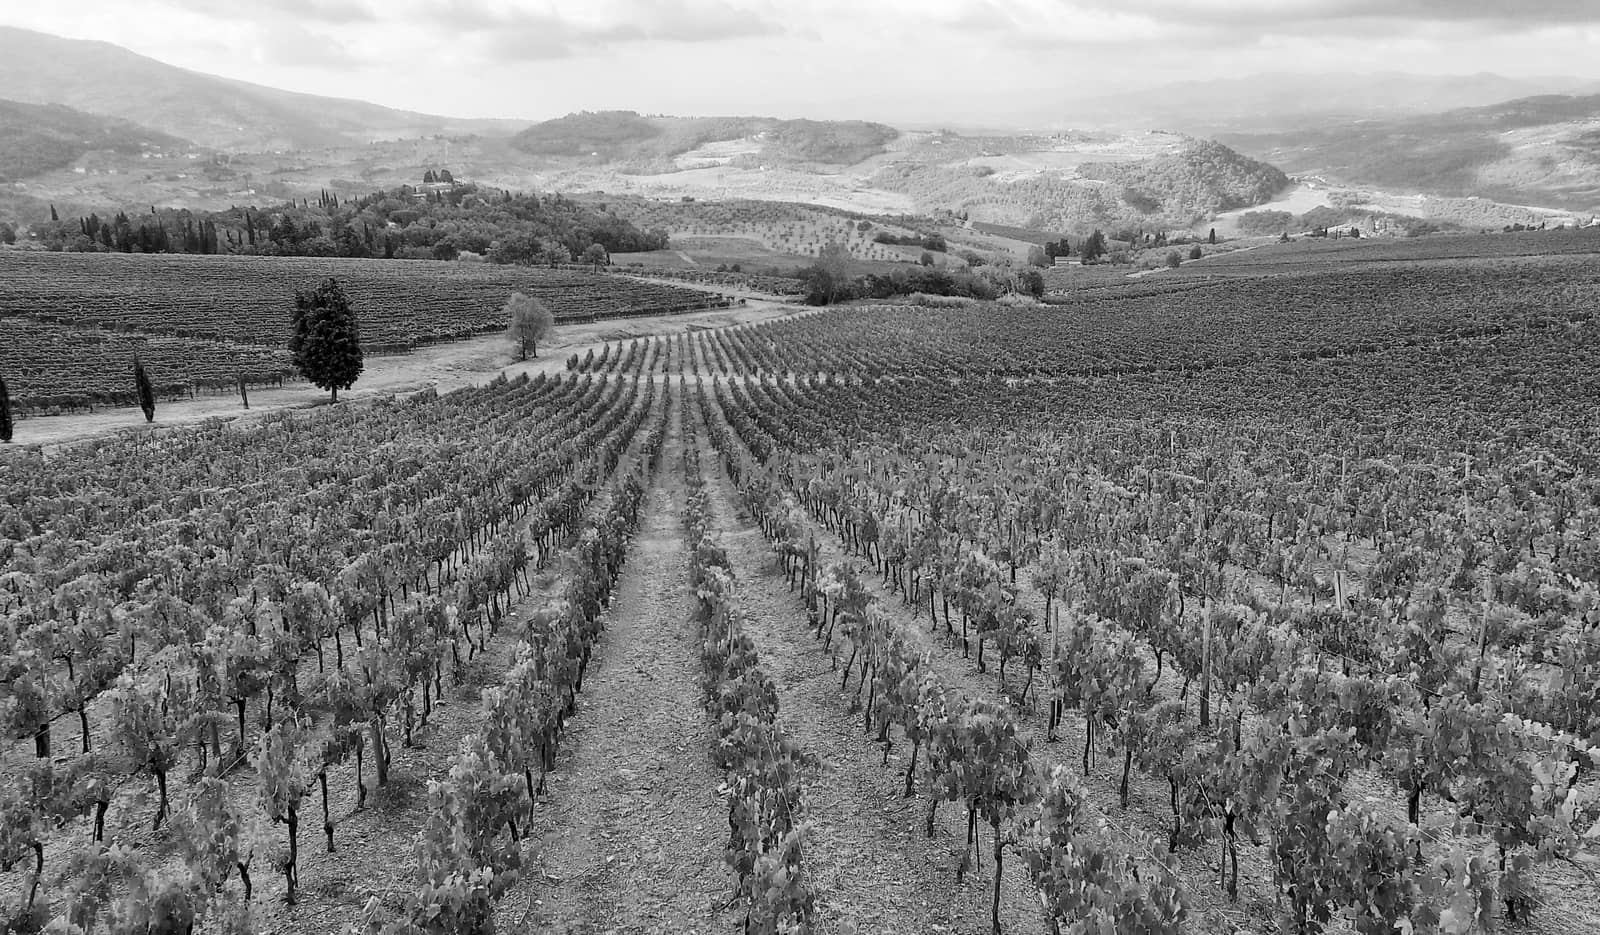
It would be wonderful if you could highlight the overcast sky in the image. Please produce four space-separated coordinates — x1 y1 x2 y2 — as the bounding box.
6 1 1600 124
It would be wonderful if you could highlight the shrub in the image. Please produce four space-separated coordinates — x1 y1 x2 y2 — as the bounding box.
905 292 974 308
1165 251 1182 268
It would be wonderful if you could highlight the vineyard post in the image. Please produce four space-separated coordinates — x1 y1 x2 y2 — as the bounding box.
1472 578 1491 699
1199 598 1212 729
1048 599 1063 740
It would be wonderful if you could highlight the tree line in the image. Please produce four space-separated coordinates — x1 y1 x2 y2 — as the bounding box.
27 182 669 266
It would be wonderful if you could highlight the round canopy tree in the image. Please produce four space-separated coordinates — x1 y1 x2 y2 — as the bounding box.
290 278 364 402
504 291 555 361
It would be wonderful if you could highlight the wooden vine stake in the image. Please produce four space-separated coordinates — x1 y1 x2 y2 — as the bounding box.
1199 597 1213 729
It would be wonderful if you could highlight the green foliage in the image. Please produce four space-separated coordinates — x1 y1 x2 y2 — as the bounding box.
796 261 1003 306
1080 229 1108 263
0 373 11 442
0 99 185 182
511 110 665 157
290 278 363 400
38 183 668 261
764 118 898 163
1024 767 1187 934
133 357 155 423
873 231 947 251
1080 140 1289 220
256 721 310 905
504 292 554 361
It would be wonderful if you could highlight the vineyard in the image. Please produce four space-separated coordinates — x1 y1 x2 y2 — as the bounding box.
0 318 296 411
2 240 1598 935
1169 227 1600 278
0 250 727 409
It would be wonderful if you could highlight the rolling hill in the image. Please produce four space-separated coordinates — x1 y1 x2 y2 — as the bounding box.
1219 94 1600 212
0 26 524 152
0 29 1296 241
869 132 1289 232
510 111 899 170
0 99 189 182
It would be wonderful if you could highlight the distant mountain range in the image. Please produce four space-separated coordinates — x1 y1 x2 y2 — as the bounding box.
0 26 523 151
1049 72 1600 133
0 25 1596 228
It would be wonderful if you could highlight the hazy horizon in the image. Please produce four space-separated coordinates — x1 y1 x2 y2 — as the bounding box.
5 1 1600 127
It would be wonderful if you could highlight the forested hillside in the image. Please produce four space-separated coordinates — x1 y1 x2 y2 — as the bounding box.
1077 140 1289 218
0 99 188 182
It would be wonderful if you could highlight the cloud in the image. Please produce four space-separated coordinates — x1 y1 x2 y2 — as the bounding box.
253 19 360 66
131 0 784 68
160 0 379 25
945 0 1600 56
406 0 785 62
1062 0 1600 34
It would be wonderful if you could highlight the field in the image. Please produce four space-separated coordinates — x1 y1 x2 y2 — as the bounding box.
1 231 1598 935
0 251 728 409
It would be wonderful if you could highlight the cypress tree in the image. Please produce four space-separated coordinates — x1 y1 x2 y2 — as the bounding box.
0 373 13 443
289 278 363 403
133 357 156 422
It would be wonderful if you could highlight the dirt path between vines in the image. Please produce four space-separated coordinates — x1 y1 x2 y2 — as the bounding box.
696 392 1273 935
689 398 1039 935
493 393 733 935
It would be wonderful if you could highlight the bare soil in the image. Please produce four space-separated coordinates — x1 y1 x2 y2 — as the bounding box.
492 396 733 935
689 401 1039 935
